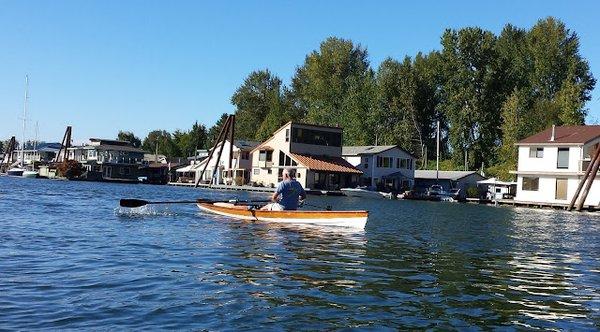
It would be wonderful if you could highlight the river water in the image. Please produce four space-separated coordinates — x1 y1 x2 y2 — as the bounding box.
0 176 598 330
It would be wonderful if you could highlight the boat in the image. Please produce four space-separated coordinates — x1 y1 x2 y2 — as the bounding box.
7 167 25 177
197 201 368 228
341 187 386 199
424 185 460 202
22 170 39 178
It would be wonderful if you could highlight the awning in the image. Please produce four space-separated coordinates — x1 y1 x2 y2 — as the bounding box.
477 177 516 186
290 153 362 174
176 165 194 172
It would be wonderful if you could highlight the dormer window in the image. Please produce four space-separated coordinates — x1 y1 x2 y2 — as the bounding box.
529 147 544 158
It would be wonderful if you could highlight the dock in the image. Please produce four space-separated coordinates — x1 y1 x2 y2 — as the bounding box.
465 198 599 212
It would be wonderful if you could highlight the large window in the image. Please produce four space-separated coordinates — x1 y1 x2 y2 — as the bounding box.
377 156 393 168
529 147 544 158
291 128 341 147
522 177 539 191
278 151 297 167
557 148 569 169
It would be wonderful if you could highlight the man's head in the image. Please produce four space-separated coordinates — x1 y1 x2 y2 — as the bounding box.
282 167 296 180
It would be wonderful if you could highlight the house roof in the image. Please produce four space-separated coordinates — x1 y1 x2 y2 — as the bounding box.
342 145 396 155
415 170 484 181
290 153 362 174
517 125 600 145
251 121 343 153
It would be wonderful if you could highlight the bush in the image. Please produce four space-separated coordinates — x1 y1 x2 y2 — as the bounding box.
57 160 84 179
466 186 479 198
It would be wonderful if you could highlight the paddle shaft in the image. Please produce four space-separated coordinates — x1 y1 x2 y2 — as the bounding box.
120 198 272 208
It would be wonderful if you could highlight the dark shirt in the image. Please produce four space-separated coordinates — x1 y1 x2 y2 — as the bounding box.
276 179 306 210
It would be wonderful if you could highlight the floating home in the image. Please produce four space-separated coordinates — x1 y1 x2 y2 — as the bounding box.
250 122 362 190
512 125 600 206
342 145 416 191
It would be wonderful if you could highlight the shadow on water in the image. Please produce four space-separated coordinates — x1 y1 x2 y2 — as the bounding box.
0 176 598 330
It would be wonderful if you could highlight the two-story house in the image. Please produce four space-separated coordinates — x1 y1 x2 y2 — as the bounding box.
68 138 145 182
342 145 416 190
191 139 258 185
250 122 362 190
512 125 600 205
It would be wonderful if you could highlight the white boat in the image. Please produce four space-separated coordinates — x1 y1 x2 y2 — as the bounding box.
341 187 386 199
22 170 39 178
197 202 368 229
7 167 25 177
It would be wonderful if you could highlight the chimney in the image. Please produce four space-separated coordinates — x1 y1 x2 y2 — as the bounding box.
550 125 556 142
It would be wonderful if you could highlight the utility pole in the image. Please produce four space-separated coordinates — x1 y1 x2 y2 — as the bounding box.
436 120 440 183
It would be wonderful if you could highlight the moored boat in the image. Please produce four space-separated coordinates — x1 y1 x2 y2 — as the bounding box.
340 187 385 199
197 202 368 229
7 167 25 177
22 170 39 178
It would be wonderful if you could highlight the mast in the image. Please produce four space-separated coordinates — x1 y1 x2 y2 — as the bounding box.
436 120 440 183
21 75 29 168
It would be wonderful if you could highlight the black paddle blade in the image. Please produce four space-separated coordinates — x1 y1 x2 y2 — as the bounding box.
120 199 149 208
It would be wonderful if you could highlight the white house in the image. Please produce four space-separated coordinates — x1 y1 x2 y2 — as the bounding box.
342 145 416 190
250 122 362 190
189 139 258 185
512 125 600 206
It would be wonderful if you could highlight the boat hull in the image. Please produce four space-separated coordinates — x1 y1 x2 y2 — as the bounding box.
340 188 384 199
22 171 39 178
7 168 25 177
197 202 368 229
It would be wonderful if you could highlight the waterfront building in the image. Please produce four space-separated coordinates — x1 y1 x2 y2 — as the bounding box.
414 170 485 198
250 122 362 190
186 139 258 185
342 145 416 191
68 138 145 182
10 142 62 165
512 125 600 205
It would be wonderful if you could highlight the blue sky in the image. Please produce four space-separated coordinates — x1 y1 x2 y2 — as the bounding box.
1 0 599 142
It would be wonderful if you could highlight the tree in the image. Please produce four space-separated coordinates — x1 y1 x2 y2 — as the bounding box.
291 37 376 145
439 27 504 168
117 131 142 148
172 122 208 157
142 130 181 158
207 113 229 148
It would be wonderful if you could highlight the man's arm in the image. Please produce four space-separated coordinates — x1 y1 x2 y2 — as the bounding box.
271 192 280 202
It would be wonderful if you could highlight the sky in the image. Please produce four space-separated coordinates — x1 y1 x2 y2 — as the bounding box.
1 0 599 143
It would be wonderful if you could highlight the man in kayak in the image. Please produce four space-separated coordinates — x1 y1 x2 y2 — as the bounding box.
261 167 307 211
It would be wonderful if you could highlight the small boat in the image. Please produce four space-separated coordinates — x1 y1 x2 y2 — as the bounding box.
7 167 25 177
197 202 368 229
340 187 385 199
22 170 39 178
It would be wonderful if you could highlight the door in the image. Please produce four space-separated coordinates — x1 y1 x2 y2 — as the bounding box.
555 178 568 200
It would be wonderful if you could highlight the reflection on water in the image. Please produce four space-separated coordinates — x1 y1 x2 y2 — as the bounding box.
0 176 598 330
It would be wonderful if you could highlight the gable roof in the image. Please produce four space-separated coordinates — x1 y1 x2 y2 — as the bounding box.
415 170 484 181
290 153 362 174
517 125 600 145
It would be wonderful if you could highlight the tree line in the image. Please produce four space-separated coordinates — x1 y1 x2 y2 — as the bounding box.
3 17 595 180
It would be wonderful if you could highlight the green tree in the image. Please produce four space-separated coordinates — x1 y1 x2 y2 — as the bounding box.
207 113 229 148
291 37 376 145
142 130 181 158
117 131 142 148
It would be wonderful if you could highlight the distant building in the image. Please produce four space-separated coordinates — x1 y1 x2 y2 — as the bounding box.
68 138 145 182
414 170 485 198
181 140 259 185
512 125 600 205
250 122 362 190
11 142 62 165
342 145 416 191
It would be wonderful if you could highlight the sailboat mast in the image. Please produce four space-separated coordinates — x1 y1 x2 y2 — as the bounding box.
21 75 29 167
436 120 440 183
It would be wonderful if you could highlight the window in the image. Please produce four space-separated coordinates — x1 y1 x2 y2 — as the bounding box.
365 163 368 169
259 150 273 162
291 128 342 147
253 168 260 175
268 169 272 174
297 172 301 178
124 167 130 175
396 158 400 168
241 152 250 160
278 151 297 167
522 177 539 191
285 129 290 142
400 159 407 169
557 148 569 169
377 156 392 168
529 147 544 158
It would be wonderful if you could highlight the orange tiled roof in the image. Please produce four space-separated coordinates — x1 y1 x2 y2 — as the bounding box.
290 153 362 174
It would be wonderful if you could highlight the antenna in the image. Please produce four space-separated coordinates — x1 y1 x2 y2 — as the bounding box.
20 75 29 167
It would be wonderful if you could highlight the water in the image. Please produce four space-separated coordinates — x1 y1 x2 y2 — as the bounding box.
0 176 599 330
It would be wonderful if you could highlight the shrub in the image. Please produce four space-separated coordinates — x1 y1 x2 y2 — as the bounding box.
57 160 84 179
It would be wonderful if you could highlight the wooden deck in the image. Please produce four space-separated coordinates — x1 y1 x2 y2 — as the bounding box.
465 198 599 211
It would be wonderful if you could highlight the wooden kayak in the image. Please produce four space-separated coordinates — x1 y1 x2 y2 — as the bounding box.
196 202 368 229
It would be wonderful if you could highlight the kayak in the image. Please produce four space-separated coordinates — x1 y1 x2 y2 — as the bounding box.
197 202 368 229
